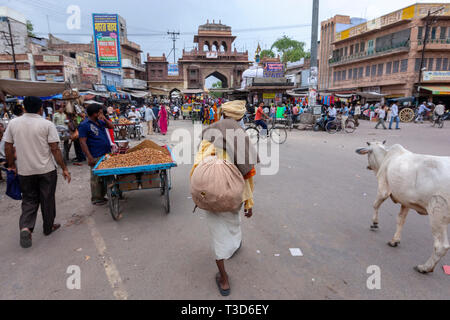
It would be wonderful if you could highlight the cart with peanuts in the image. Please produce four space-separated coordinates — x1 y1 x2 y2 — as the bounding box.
92 144 177 221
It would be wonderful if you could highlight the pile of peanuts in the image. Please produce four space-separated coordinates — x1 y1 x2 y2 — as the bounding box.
98 148 173 169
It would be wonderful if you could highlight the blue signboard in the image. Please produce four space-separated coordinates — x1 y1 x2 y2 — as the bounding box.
92 14 122 68
263 63 284 78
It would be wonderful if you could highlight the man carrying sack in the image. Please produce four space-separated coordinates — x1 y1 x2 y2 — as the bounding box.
190 100 259 297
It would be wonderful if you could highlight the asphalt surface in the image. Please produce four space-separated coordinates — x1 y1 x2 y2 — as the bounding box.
0 118 449 300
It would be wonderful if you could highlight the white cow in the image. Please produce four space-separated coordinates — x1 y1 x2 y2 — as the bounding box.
356 141 450 274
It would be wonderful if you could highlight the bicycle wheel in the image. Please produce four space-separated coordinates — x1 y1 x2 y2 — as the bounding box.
438 119 444 129
345 120 356 134
246 127 260 144
326 121 338 134
270 127 287 144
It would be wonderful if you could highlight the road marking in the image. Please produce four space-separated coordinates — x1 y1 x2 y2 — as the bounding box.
86 217 128 300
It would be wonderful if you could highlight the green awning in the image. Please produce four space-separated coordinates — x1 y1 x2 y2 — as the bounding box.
421 86 450 95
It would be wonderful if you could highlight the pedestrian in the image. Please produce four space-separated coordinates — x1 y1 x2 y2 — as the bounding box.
144 104 156 135
353 103 361 127
152 104 160 132
0 122 5 182
53 106 67 127
158 104 168 135
67 113 86 164
415 101 431 123
209 104 215 124
78 104 114 206
4 96 71 248
389 102 401 130
191 100 257 297
341 104 349 131
375 105 387 130
369 104 375 121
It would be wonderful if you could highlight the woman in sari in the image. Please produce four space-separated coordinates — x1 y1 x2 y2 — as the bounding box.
158 104 168 135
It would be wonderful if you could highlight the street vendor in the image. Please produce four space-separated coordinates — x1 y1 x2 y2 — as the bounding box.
191 100 258 297
79 104 114 206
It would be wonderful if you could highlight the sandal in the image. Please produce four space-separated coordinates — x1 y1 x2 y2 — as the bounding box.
44 224 61 236
215 273 230 297
20 230 32 249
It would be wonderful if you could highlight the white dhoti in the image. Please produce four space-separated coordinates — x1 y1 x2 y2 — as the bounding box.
206 211 242 261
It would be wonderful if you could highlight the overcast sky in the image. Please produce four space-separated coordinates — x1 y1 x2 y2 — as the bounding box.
1 0 446 60
1 0 447 87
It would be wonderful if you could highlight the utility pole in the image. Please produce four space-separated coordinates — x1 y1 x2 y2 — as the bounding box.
1 17 19 79
417 7 444 98
167 31 180 64
309 0 320 111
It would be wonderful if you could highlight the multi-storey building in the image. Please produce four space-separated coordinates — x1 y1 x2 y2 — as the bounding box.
327 3 450 103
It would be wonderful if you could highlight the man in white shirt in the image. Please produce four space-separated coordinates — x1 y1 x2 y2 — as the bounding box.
389 103 400 130
434 101 445 118
375 105 387 130
353 104 361 127
328 105 337 121
4 96 71 249
144 105 156 135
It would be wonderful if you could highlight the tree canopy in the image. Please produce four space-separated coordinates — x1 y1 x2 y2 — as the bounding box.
26 20 35 37
260 49 275 60
267 36 310 63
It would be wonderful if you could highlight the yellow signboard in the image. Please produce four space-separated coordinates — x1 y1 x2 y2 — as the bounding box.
263 93 276 99
335 4 450 42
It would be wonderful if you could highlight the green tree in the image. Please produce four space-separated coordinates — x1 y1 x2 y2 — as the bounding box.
260 49 275 60
26 20 35 37
209 81 223 98
271 36 310 63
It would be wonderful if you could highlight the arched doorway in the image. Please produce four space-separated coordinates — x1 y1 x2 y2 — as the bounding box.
169 88 182 103
204 71 228 90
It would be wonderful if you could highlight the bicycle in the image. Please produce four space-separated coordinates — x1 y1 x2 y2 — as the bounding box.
326 117 356 134
431 114 445 129
245 119 288 144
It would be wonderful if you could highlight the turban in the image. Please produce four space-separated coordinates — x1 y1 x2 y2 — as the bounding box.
221 100 246 121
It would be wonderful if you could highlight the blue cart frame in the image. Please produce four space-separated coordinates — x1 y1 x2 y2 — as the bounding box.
93 146 177 221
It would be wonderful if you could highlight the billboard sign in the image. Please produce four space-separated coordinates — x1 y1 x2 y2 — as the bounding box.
263 63 284 78
92 14 121 68
423 71 450 82
168 64 179 76
206 52 218 59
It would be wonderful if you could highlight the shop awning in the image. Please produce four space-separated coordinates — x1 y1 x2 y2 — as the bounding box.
0 79 66 97
420 86 450 95
182 89 204 94
356 92 386 99
286 90 307 97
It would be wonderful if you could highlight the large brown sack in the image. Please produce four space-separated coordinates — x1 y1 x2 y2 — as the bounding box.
191 156 245 213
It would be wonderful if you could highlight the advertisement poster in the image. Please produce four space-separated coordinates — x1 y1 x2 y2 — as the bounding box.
168 64 179 76
264 63 284 78
92 14 121 68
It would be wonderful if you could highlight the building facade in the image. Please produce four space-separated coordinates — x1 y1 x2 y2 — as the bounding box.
0 7 32 80
327 3 450 102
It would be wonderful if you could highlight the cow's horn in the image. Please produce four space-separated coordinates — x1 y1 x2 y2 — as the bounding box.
383 140 387 145
366 142 371 146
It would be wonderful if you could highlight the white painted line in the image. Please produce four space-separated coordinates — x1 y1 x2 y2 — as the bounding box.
289 248 304 257
86 217 128 300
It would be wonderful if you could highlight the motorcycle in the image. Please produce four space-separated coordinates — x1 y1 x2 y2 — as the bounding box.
313 114 329 132
172 109 180 120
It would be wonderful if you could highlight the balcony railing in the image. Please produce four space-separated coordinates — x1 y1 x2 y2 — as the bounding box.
418 38 450 45
122 59 146 72
329 42 410 66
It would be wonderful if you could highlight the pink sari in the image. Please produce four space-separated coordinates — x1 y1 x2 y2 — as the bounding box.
159 106 168 135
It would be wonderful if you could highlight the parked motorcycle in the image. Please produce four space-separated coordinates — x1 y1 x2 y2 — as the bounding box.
313 114 329 132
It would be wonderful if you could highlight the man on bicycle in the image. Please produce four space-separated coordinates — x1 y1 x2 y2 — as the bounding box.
415 102 431 123
255 102 270 137
434 101 445 121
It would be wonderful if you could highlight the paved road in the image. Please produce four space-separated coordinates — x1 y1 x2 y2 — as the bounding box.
0 119 449 300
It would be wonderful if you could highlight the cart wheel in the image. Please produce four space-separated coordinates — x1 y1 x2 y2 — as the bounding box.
107 180 122 221
160 170 170 214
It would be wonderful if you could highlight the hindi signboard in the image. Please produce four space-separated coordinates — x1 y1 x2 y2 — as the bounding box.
423 71 450 82
168 64 179 76
206 52 218 59
92 14 121 68
263 63 284 78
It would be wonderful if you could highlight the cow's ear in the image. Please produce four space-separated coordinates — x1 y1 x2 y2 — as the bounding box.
356 148 369 155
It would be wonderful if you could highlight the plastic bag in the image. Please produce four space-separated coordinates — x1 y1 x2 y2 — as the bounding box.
6 170 22 201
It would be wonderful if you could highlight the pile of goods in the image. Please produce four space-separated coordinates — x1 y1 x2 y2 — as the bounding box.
97 140 173 169
118 118 133 125
126 139 170 155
